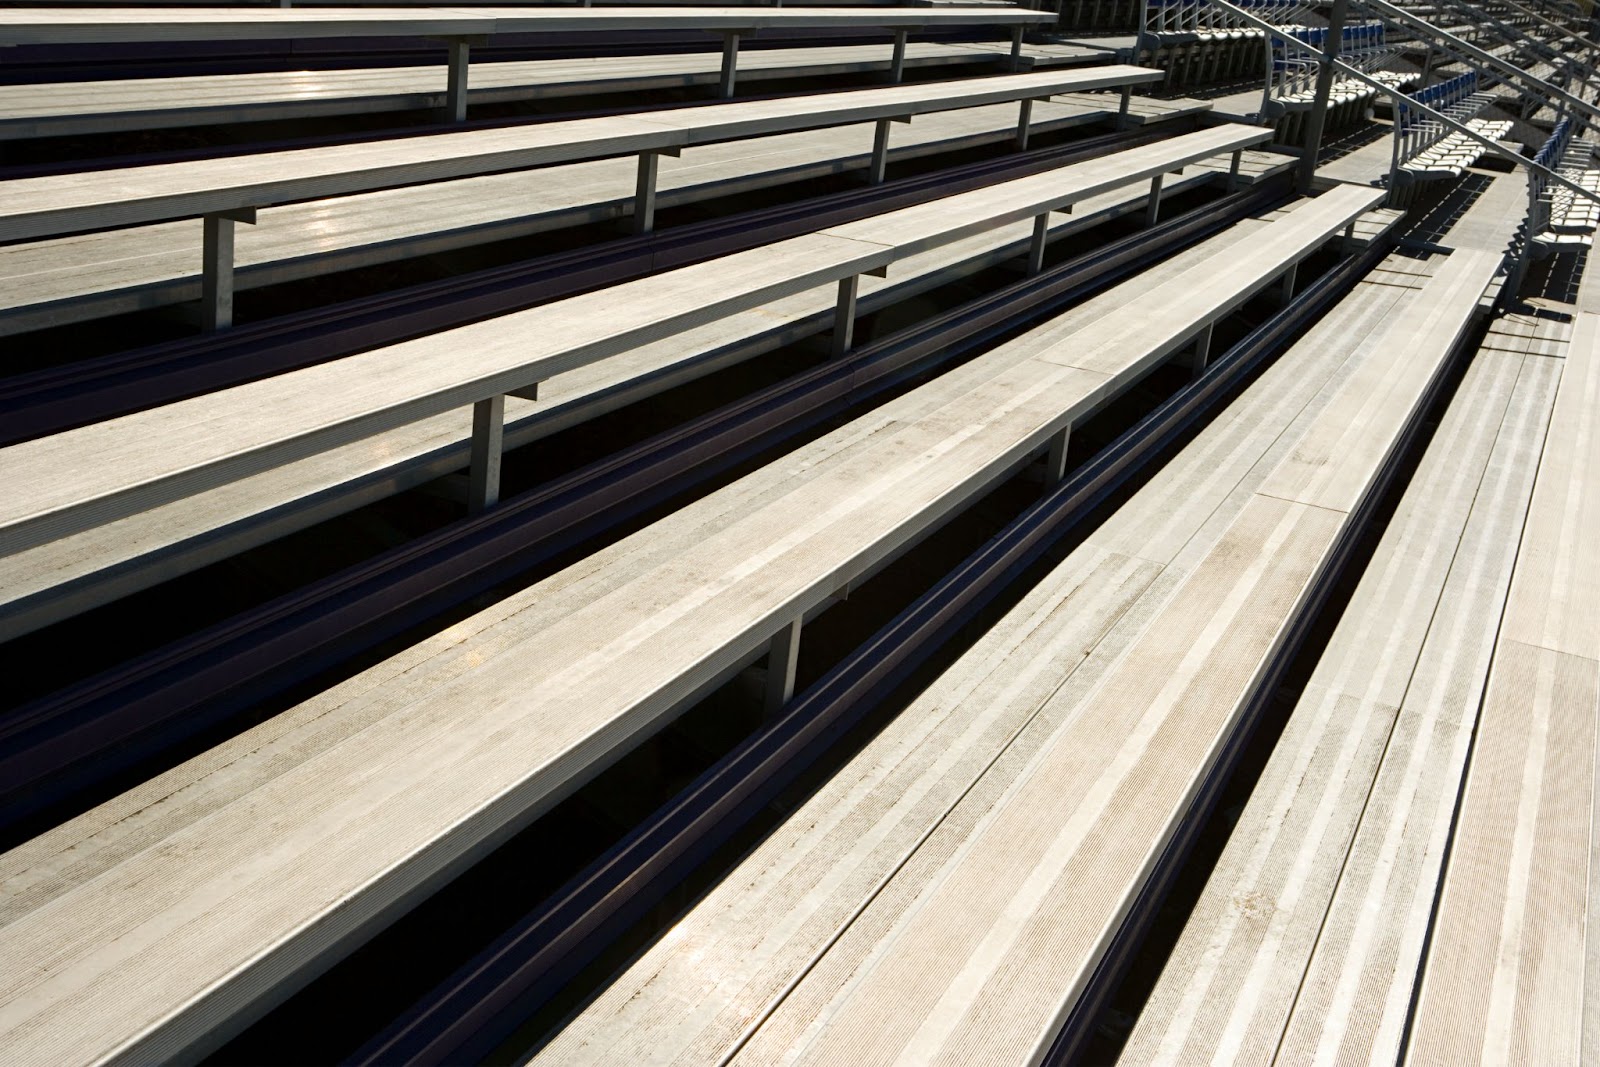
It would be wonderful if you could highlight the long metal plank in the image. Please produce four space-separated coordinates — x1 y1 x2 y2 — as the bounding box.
1406 308 1600 1064
0 5 1053 45
718 249 1498 1066
0 125 1273 559
532 274 1417 1065
0 170 1230 640
0 194 1368 1067
0 67 1162 242
0 43 999 140
1118 338 1559 1065
0 94 1183 333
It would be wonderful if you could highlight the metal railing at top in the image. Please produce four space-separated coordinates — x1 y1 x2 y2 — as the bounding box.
1205 0 1600 210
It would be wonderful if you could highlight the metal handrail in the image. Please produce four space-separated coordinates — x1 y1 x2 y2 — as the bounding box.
1207 0 1600 210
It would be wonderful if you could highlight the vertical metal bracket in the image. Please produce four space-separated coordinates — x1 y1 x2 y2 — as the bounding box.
469 394 505 514
890 28 908 83
764 617 803 716
1015 97 1035 151
1027 212 1050 276
832 274 860 358
632 145 682 235
1145 172 1165 226
720 32 743 98
201 206 258 333
1045 426 1071 483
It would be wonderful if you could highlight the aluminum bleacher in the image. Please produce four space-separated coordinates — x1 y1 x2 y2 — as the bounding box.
0 179 1373 1067
4 0 1599 1061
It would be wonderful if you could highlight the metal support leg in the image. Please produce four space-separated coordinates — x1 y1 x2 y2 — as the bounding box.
1189 322 1213 376
469 394 504 514
764 616 802 717
1027 212 1050 276
633 150 660 234
720 32 741 98
446 37 470 123
1015 98 1033 151
1145 172 1164 226
200 207 256 332
870 117 893 184
890 29 908 83
1009 26 1024 72
201 215 235 333
1228 148 1243 191
1280 263 1298 304
1117 84 1133 130
832 274 859 357
1044 426 1071 483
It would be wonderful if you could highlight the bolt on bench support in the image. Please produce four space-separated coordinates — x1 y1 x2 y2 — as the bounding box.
469 394 505 514
201 207 257 332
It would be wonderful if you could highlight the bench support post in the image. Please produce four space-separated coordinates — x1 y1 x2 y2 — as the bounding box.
201 215 236 333
1009 26 1025 72
200 207 256 332
1015 98 1034 151
1188 322 1214 376
634 151 659 234
870 117 893 184
1028 212 1050 275
891 29 908 82
720 33 742 98
832 274 860 357
764 616 803 716
1145 172 1164 226
1227 148 1243 191
1280 262 1299 304
446 38 471 123
1045 426 1071 483
1117 84 1133 130
469 394 505 514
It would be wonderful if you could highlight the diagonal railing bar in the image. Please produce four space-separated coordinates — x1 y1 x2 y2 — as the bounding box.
1207 0 1600 209
1360 0 1600 124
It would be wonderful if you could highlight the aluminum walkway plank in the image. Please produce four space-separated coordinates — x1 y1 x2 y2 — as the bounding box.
0 90 1200 334
716 246 1499 1067
1406 303 1600 1066
532 253 1419 1067
1118 290 1559 1067
0 123 1273 559
0 164 1232 640
0 67 1163 242
0 5 1054 46
0 189 1371 1067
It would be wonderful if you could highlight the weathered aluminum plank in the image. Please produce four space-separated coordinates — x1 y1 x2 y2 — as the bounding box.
0 68 1162 242
0 6 1053 46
